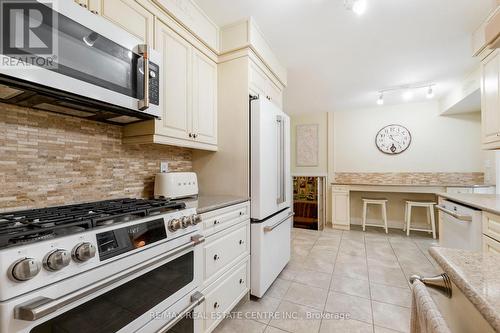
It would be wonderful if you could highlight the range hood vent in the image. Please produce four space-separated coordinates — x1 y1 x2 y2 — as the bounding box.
0 76 154 125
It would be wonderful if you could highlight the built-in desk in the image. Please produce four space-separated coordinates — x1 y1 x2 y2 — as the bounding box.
331 183 494 230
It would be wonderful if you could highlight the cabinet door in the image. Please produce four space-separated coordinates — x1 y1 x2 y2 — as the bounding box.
192 49 217 145
95 0 154 45
481 50 500 144
332 186 350 229
249 61 269 98
74 0 89 9
155 21 192 140
483 235 500 253
268 80 283 108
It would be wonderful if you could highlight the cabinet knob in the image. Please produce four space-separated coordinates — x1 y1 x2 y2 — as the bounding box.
188 133 193 138
239 239 244 245
193 133 198 138
239 211 243 216
213 302 220 309
239 278 244 284
213 220 219 225
213 254 220 261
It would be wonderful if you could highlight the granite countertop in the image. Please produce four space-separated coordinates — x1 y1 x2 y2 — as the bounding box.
437 193 500 215
429 247 500 332
181 195 249 214
332 182 494 187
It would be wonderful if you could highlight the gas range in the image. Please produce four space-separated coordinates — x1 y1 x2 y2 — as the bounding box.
0 198 188 249
0 198 205 333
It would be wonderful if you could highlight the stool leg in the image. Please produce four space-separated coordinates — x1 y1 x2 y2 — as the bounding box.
426 208 431 229
382 202 388 234
429 206 436 239
406 205 411 237
403 203 407 232
362 202 367 231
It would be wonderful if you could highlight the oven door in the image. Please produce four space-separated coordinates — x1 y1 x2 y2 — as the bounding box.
3 236 203 333
0 0 160 117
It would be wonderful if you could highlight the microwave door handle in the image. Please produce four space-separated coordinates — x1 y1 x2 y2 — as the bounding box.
138 44 150 110
14 235 205 321
155 291 205 333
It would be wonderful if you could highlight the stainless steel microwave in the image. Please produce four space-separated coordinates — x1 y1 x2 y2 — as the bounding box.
0 0 161 124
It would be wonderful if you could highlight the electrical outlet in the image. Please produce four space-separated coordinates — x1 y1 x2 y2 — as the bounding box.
160 162 169 173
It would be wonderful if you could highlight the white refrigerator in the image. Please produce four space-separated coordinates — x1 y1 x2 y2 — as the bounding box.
250 97 293 298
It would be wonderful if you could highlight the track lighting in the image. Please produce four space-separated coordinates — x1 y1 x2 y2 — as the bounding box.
344 0 367 16
376 83 436 105
426 86 434 99
377 93 384 105
402 90 413 101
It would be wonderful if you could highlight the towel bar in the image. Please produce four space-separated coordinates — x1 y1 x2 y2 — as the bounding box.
410 273 452 298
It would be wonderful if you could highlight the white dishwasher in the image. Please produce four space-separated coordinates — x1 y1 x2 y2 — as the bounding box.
436 199 483 251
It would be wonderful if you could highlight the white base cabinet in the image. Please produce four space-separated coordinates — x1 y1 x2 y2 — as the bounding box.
197 202 250 333
331 185 350 230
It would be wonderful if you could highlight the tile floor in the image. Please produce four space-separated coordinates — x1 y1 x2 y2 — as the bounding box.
214 225 440 333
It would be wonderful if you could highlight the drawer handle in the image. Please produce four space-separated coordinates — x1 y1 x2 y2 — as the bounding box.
239 278 244 285
239 211 243 216
213 220 219 225
213 254 220 261
239 240 244 245
213 302 220 309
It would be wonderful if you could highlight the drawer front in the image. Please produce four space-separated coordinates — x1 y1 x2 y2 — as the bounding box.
332 185 349 193
483 235 500 253
202 202 250 236
202 258 249 333
204 223 249 281
482 212 500 242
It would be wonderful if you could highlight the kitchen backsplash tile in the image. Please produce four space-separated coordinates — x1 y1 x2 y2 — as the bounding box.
333 172 485 186
0 103 192 211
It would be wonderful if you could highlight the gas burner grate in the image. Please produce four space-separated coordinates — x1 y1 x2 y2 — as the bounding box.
0 198 186 248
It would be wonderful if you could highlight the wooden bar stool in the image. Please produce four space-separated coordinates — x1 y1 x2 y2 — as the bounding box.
404 200 436 239
362 198 388 233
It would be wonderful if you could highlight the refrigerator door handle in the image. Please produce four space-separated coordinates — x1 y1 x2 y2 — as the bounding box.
276 115 285 205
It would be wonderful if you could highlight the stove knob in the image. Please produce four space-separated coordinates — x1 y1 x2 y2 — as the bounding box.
168 218 182 232
10 258 41 282
181 216 190 228
44 249 71 271
192 214 202 225
72 242 96 262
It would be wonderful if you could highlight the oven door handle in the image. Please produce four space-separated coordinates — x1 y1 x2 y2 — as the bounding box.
154 291 205 333
14 234 205 321
138 44 150 111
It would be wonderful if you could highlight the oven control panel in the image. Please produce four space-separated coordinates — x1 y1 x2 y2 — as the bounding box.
96 218 166 261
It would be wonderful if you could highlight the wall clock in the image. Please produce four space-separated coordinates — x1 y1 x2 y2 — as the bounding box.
375 124 411 155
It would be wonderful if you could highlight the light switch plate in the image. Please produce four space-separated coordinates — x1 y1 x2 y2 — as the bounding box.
160 161 169 173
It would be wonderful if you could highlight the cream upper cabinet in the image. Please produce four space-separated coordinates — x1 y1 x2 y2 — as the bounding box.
90 0 154 45
481 49 500 148
156 21 192 140
74 0 88 8
192 49 218 145
249 60 283 108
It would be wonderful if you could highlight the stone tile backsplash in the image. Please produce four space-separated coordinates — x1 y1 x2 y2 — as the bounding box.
333 172 485 186
0 103 192 211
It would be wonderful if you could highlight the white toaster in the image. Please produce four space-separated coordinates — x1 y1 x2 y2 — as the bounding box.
154 172 198 199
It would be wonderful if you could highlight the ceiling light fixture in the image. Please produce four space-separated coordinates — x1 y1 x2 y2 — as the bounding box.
426 86 434 99
376 83 436 105
377 93 384 105
402 90 413 101
344 0 367 16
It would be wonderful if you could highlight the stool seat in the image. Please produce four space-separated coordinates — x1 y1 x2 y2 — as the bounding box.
404 200 436 239
362 199 388 234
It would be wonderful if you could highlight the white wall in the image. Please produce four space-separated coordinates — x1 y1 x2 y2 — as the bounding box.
332 101 486 173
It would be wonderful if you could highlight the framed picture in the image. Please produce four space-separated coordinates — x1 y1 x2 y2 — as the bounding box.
296 124 319 167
